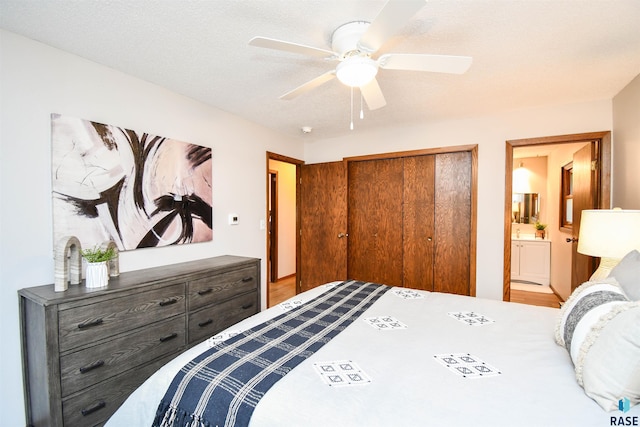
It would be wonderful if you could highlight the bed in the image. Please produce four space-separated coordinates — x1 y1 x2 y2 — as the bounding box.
106 276 640 427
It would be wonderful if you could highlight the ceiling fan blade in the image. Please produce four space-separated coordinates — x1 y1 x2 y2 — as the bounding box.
360 78 387 110
249 36 337 58
378 53 473 74
358 0 426 53
280 71 336 100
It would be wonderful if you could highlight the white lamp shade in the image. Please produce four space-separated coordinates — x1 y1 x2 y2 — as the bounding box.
512 165 531 194
577 209 640 258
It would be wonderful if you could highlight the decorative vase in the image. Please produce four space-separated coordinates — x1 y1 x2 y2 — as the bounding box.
535 229 546 239
85 261 109 289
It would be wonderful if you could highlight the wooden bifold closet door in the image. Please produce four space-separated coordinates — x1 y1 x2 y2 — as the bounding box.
299 147 475 296
347 152 471 295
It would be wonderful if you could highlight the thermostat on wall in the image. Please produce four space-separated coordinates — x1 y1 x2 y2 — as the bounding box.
228 214 239 225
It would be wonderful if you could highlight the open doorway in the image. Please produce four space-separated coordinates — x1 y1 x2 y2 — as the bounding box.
266 152 303 307
503 132 611 304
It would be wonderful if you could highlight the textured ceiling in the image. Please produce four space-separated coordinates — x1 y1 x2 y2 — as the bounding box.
2 0 639 141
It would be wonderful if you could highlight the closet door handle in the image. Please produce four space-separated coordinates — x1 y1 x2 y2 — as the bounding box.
338 232 349 238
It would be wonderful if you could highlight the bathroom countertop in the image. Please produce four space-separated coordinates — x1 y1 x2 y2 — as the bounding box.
511 234 550 242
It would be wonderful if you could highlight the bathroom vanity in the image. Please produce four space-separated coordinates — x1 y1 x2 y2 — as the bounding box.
511 236 551 286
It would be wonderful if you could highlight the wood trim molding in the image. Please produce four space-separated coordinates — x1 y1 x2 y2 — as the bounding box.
469 145 478 297
344 144 477 163
267 151 304 165
503 131 611 302
504 144 514 302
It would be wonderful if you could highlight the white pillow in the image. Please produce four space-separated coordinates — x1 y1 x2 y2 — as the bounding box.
609 250 640 300
556 279 639 412
578 302 640 411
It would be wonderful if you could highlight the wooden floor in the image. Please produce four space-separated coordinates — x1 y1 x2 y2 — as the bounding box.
267 275 296 307
269 276 562 309
510 288 562 308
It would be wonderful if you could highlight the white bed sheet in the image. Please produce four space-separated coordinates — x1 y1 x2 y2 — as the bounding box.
107 283 639 427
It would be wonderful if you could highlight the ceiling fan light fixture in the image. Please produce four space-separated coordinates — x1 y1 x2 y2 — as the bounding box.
336 57 378 88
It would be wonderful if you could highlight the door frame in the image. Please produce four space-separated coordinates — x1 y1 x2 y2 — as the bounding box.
268 170 278 283
266 152 303 307
503 131 611 302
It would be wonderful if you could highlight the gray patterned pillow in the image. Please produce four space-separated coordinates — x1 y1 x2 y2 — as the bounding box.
555 278 626 349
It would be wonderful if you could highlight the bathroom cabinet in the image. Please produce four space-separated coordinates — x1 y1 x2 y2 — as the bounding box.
511 238 551 286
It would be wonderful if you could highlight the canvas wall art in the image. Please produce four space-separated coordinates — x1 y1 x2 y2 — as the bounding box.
51 114 212 251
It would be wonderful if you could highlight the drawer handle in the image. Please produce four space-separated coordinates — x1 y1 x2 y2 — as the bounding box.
241 303 254 310
77 318 103 329
198 288 213 295
242 276 253 282
198 319 213 327
81 400 106 417
159 332 178 342
79 360 105 374
159 298 178 307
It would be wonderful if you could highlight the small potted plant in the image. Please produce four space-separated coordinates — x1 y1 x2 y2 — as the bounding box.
534 221 547 239
81 246 116 289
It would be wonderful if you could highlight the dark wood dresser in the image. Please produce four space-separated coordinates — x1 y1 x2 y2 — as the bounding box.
18 255 261 427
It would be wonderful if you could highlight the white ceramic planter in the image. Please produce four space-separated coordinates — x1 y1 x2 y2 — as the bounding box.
85 261 109 289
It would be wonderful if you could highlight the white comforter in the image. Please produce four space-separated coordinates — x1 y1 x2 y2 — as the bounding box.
107 283 639 427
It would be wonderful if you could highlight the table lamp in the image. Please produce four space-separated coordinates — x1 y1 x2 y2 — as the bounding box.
577 208 640 280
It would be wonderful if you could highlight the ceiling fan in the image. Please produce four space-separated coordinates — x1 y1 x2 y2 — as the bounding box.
248 0 472 113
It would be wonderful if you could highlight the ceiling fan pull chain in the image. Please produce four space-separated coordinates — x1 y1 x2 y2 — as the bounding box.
350 87 354 130
360 90 364 120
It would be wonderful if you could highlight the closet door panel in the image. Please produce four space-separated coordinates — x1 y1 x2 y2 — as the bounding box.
403 155 435 291
300 161 348 291
348 159 404 286
434 152 472 295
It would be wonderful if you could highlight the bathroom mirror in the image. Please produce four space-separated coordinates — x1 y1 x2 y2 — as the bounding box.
512 193 539 224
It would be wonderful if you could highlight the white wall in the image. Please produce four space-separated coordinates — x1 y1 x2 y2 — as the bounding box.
0 30 303 427
268 159 297 279
612 73 640 209
304 101 614 300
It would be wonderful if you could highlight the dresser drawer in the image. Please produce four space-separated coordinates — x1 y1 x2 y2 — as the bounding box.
188 291 259 345
60 315 185 397
58 283 185 352
188 266 258 311
62 352 177 427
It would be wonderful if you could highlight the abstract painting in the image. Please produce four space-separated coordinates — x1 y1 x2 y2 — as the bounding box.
51 114 212 251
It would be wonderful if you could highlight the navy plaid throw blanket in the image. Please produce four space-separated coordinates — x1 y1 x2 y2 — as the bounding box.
153 280 390 427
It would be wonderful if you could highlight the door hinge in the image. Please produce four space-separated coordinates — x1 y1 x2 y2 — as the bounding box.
299 178 302 184
591 160 598 171
299 229 302 236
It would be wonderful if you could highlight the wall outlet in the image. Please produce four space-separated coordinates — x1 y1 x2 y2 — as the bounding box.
228 214 239 225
